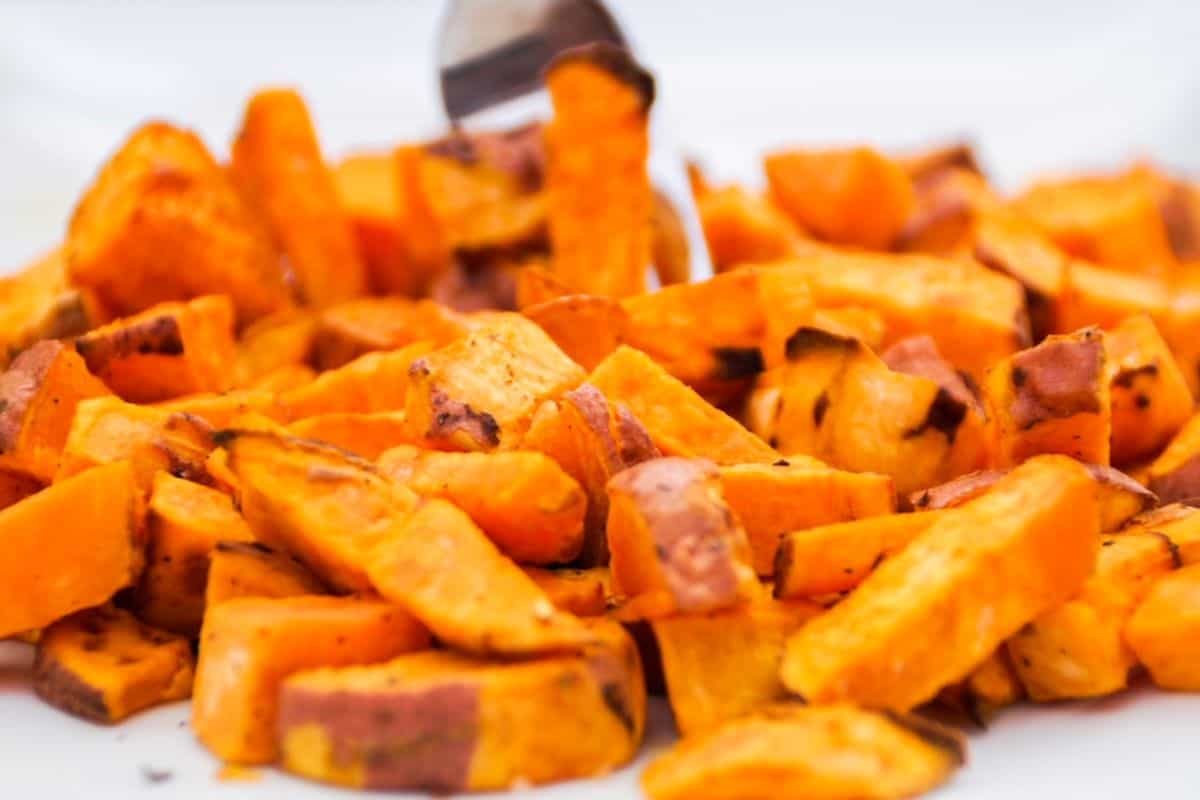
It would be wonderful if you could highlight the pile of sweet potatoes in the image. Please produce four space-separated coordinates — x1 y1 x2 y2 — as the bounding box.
4 42 1200 799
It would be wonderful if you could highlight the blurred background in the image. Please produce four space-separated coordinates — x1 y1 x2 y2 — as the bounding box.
2 0 1197 270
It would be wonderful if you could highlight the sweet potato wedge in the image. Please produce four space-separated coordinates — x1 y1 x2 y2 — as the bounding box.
522 294 629 371
544 43 654 298
1105 314 1193 464
0 248 100 368
781 456 1099 710
941 650 1024 726
133 472 254 636
1125 563 1200 691
642 704 963 800
33 606 193 724
66 121 291 322
232 309 317 387
279 341 433 421
377 445 585 565
523 567 610 616
1147 412 1200 504
230 88 367 306
652 599 823 734
0 461 143 638
278 618 643 792
311 297 465 370
0 340 110 481
192 595 429 764
607 458 759 618
205 541 327 607
697 186 808 271
651 190 690 286
75 295 236 403
388 145 453 297
333 152 408 293
1054 260 1170 334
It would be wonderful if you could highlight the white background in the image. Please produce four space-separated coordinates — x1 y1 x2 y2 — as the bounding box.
3 1 1200 797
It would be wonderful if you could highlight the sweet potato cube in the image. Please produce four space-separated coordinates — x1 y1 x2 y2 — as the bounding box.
279 341 433 421
985 327 1111 466
642 704 963 800
1125 563 1200 691
0 340 110 481
1054 260 1169 334
0 461 143 638
971 209 1067 337
1105 315 1193 464
75 295 236 403
781 456 1099 710
311 297 465 370
66 121 291 322
697 186 807 271
192 595 429 764
899 166 998 256
522 294 629 371
278 619 643 792
232 309 317 387
0 248 100 368
1146 411 1200 505
545 43 654 298
523 567 610 616
205 541 327 607
607 458 759 618
231 88 366 306
1163 270 1200 398
33 607 193 724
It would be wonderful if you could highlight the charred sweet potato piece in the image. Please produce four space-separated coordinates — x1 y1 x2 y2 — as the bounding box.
279 341 433 421
642 704 963 800
607 458 759 618
232 309 318 387
0 248 100 368
773 511 945 599
1007 529 1177 701
0 340 110 481
405 313 584 451
1054 260 1170 334
230 88 367 306
66 121 291 322
377 445 585 565
311 297 465 370
193 595 429 764
1125 563 1200 691
523 567 610 616
544 44 654 298
697 186 809 271
652 599 822 734
718 461 896 575
782 456 1099 710
765 147 916 250
1147 413 1200 504
278 618 643 792
1105 314 1193 464
333 152 408 292
218 429 417 592
33 607 193 723
206 541 327 607
985 327 1111 467
154 389 283 429
0 461 142 638
286 412 419 459
75 295 236 403
522 294 629 371
133 473 254 636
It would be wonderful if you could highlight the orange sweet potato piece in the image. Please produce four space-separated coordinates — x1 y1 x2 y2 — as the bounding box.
279 341 433 420
34 606 193 723
0 340 110 481
651 190 691 286
205 540 327 607
1164 269 1200 398
781 456 1099 710
899 166 998 256
233 309 318 387
545 44 654 298
522 294 629 371
386 145 453 297
0 461 143 638
249 364 316 394
66 121 290 322
377 445 585 565
516 265 575 308
1125 562 1200 691
939 650 1024 726
231 88 367 306
523 567 610 616
970 209 1067 338
154 389 283 429
697 186 808 271
1054 260 1169 334
1146 412 1200 504
0 248 101 368
193 595 429 764
607 458 759 618
333 152 407 291
287 412 421 459
133 472 254 636
0 469 42 511
311 297 465 370
765 146 916 250
985 327 1111 466
1105 315 1193 465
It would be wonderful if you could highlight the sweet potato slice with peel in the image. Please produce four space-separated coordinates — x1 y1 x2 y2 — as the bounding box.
33 607 193 724
607 458 759 618
311 297 466 370
985 327 1111 467
367 498 594 655
1148 413 1200 504
133 473 254 636
0 340 109 481
718 461 896 576
1054 260 1170 334
0 461 143 638
287 412 420 459
0 248 100 369
405 313 584 451
278 618 643 793
218 429 418 593
544 43 654 298
66 121 291 323
1106 315 1193 465
697 186 808 271
75 295 236 403
1125 563 1200 691
652 599 822 734
231 88 367 306
279 341 433 421
206 541 327 607
781 456 1099 710
193 595 429 764
773 511 945 599
377 445 585 565
642 704 963 800
523 567 609 616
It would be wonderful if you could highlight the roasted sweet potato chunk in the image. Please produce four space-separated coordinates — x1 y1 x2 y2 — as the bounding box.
522 294 629 371
1125 563 1200 691
523 567 609 616
193 595 429 764
34 607 193 724
75 295 236 403
970 209 1067 337
333 152 408 293
782 456 1099 710
642 704 963 800
232 309 317 387
545 43 654 298
1054 260 1169 335
697 186 808 270
154 389 283 429
311 297 464 370
1146 408 1200 505
900 166 997 256
279 619 643 792
231 88 367 306
205 541 327 607
286 412 419 459
279 341 433 421
0 461 143 638
0 248 100 368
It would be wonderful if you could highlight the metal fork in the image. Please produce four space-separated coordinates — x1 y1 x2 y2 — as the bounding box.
436 0 714 281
